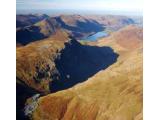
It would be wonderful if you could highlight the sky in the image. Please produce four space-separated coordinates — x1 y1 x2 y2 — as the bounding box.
16 0 143 15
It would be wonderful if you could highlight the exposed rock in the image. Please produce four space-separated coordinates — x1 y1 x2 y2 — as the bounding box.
24 94 40 117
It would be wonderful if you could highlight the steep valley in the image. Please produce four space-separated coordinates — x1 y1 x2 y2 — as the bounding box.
16 14 143 120
30 25 143 120
16 27 119 120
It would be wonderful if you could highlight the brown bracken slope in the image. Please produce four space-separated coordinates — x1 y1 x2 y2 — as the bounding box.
31 25 143 120
17 27 119 119
16 29 69 93
16 29 70 119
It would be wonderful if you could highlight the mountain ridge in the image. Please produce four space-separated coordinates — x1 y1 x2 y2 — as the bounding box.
16 14 143 120
29 25 143 120
16 14 137 46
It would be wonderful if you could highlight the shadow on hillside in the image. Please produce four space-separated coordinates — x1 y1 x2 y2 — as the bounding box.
16 78 41 120
50 40 119 92
55 17 105 37
16 26 47 45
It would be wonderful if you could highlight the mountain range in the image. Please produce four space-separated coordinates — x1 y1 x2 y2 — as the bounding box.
16 14 136 45
16 14 143 120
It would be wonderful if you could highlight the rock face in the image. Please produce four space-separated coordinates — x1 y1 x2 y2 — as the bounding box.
24 94 40 116
30 25 143 120
16 78 40 120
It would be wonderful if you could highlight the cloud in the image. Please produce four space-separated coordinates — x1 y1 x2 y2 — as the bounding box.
16 0 143 12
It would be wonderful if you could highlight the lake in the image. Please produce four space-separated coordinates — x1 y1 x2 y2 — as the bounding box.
81 31 108 41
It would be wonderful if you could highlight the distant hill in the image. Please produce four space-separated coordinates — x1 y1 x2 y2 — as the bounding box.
16 17 59 45
16 14 105 45
98 25 143 50
54 15 105 38
16 14 136 46
16 14 49 28
85 15 135 30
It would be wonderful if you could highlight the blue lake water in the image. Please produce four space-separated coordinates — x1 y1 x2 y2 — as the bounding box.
82 31 108 41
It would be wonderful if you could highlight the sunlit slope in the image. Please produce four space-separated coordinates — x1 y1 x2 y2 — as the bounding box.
98 25 143 51
16 28 118 94
32 25 143 120
16 17 60 45
16 29 69 93
85 15 135 31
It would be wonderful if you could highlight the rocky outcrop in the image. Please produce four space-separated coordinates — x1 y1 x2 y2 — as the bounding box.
24 94 40 117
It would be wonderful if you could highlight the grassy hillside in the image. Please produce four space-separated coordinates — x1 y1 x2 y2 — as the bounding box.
31 25 143 120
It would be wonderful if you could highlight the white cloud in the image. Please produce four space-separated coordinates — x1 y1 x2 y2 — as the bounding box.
16 0 143 12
